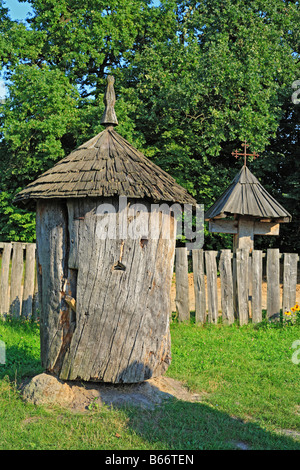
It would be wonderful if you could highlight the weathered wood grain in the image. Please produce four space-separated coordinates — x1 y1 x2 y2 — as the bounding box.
282 253 298 313
235 218 254 252
36 200 69 371
219 249 234 324
175 247 190 322
14 128 197 207
32 263 39 320
0 243 12 317
267 248 280 319
205 251 218 324
21 243 36 318
236 249 249 325
204 165 292 223
253 222 279 236
9 243 24 318
251 250 262 323
192 249 206 324
209 219 238 234
38 199 176 383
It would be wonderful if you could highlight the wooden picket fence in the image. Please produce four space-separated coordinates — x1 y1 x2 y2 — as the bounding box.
0 242 39 319
174 248 299 325
0 242 299 325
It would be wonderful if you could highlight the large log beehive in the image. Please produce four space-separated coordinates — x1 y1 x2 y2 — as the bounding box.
14 76 196 383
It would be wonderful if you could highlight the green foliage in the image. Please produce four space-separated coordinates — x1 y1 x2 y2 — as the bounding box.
0 318 42 380
0 192 35 242
0 0 299 249
0 62 80 241
1 64 79 184
16 0 155 96
121 0 299 249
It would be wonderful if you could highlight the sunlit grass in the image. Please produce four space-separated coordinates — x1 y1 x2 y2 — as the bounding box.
0 317 300 450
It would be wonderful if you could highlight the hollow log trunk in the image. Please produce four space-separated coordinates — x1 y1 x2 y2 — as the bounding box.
36 198 176 383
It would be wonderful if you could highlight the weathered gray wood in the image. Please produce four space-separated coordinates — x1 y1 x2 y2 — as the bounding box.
205 251 218 324
0 243 12 317
235 218 254 252
38 199 176 383
0 242 30 249
232 248 238 320
9 243 24 318
236 249 249 325
175 247 190 322
251 250 262 323
32 262 39 320
282 253 298 313
36 200 69 371
67 201 83 270
267 248 281 319
219 249 234 324
21 243 36 318
209 219 238 234
192 249 206 323
253 222 279 236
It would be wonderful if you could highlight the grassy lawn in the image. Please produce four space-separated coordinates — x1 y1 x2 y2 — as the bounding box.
0 317 299 450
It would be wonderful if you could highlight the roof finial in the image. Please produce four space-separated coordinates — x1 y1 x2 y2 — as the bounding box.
100 75 118 127
232 140 259 166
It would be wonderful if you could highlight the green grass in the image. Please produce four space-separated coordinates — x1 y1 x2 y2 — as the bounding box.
0 317 300 450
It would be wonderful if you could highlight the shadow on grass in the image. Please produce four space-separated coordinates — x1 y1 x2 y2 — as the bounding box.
0 317 42 381
0 344 43 381
1 318 299 450
124 396 300 451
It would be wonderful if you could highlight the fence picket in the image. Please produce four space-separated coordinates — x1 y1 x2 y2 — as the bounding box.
251 250 263 323
175 247 190 322
282 253 298 313
32 263 39 320
0 242 12 317
192 249 206 323
219 249 234 325
0 242 298 324
9 243 24 318
236 249 249 325
22 243 36 319
267 248 280 319
205 251 218 324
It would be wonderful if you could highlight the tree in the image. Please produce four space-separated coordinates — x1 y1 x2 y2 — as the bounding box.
0 0 299 250
0 64 80 241
254 92 300 252
0 0 157 241
121 0 300 248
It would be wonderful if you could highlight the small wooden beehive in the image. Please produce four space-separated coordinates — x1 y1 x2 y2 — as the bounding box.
205 163 292 252
14 76 196 383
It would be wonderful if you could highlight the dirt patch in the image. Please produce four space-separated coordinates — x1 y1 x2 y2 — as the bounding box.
21 373 203 412
171 273 300 313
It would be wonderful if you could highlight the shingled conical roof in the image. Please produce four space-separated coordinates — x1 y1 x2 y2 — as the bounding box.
14 76 196 207
205 165 292 222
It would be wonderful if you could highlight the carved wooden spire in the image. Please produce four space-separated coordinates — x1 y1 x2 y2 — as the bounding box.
100 75 118 127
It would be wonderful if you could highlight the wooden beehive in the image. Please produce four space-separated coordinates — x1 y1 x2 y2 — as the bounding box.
205 164 292 252
14 76 196 383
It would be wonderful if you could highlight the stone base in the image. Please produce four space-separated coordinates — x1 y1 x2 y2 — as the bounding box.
21 373 202 412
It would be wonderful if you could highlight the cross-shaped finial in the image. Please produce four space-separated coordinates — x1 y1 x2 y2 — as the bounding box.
232 140 259 166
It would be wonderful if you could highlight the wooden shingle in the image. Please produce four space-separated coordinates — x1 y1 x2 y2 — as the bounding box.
205 165 291 222
14 127 196 207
